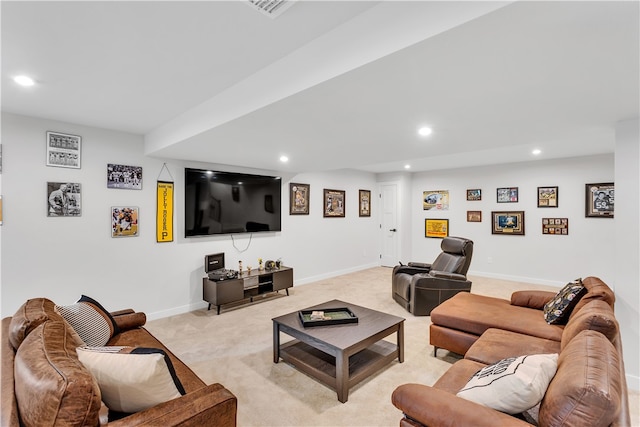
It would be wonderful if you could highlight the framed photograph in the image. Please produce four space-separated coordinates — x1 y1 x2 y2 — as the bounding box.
423 190 449 210
323 189 345 218
585 182 614 218
112 206 139 237
491 211 525 235
359 189 371 217
467 210 482 222
0 195 3 225
537 186 558 207
47 182 81 217
107 164 143 189
497 187 518 203
290 183 310 215
425 218 449 238
542 218 568 235
466 189 481 201
46 131 81 169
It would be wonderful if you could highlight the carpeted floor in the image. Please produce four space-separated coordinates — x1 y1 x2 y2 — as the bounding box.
146 267 639 426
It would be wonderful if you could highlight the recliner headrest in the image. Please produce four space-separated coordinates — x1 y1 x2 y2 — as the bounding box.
440 237 473 256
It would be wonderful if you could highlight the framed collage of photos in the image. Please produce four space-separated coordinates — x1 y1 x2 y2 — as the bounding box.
46 131 81 169
491 211 524 235
537 186 558 207
542 218 568 235
585 183 614 218
497 187 518 203
324 189 345 218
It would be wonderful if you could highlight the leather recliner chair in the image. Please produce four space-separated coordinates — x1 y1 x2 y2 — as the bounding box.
392 237 473 316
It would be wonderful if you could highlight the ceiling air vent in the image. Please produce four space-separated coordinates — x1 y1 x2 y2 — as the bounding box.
247 0 295 19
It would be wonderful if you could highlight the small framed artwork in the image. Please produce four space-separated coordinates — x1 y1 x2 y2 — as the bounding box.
0 195 3 225
107 164 143 189
466 189 481 201
542 218 568 235
46 131 81 169
324 189 345 218
467 210 482 222
423 190 450 210
425 218 449 238
290 183 310 215
359 189 371 217
497 187 518 203
491 211 525 235
47 182 82 217
112 206 139 237
585 182 614 218
537 186 558 207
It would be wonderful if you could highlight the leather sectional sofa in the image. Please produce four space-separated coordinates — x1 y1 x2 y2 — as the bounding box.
2 298 237 426
392 276 630 426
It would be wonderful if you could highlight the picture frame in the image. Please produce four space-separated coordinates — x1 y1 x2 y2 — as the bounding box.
290 183 310 215
112 206 139 237
359 189 371 217
491 211 525 235
0 195 3 225
423 190 449 210
497 187 518 203
46 131 81 169
107 164 143 190
323 189 345 218
467 210 482 222
585 182 614 218
47 182 82 217
542 218 568 235
466 189 481 201
537 186 558 207
425 218 449 238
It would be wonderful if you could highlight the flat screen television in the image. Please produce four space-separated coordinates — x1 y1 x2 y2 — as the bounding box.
185 168 282 237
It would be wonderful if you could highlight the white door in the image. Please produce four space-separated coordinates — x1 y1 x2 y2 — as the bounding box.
379 182 399 267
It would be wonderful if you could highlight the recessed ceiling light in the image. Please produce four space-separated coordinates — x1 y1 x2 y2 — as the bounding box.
418 127 432 137
14 75 35 87
279 155 289 163
532 149 542 155
404 164 411 169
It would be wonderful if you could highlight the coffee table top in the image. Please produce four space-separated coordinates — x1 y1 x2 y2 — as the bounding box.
272 299 404 351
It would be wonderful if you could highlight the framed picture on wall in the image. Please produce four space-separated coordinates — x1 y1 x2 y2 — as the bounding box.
47 182 81 217
107 164 143 190
466 189 481 201
497 187 518 203
46 131 81 169
425 218 449 238
537 186 558 207
112 206 139 237
491 211 525 235
542 218 568 235
359 189 371 217
423 190 449 210
323 189 345 217
585 182 614 218
290 183 310 215
467 210 482 222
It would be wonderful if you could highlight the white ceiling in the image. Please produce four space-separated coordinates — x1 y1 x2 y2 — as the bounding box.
2 1 638 174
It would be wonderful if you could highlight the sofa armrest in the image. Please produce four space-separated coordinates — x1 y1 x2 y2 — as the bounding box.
108 383 237 427
110 309 135 317
112 312 147 332
407 262 431 269
510 290 557 310
392 384 531 427
428 271 467 281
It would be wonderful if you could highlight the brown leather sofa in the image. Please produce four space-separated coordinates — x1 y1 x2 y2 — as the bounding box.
2 298 237 426
391 276 630 426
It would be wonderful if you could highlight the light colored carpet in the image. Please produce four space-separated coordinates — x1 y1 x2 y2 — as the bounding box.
146 267 639 426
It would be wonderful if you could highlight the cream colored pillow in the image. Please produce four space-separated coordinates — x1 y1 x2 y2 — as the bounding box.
457 353 558 414
77 346 185 413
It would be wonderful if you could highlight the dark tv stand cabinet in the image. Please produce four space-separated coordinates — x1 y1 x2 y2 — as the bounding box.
203 267 293 314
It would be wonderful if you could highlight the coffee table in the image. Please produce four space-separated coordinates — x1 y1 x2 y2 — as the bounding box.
272 299 404 403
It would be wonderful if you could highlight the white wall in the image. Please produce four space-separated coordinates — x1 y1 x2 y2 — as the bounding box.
409 155 616 285
0 113 379 319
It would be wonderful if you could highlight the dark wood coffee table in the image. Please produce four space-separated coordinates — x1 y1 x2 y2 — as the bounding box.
272 299 404 403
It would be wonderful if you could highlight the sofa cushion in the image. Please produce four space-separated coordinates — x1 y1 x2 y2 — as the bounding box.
542 279 586 324
8 298 63 350
77 346 186 413
539 330 622 426
568 276 616 319
457 353 558 414
561 299 618 350
14 321 101 427
56 295 120 346
464 328 560 365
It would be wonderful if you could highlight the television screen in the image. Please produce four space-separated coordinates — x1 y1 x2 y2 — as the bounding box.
185 168 282 237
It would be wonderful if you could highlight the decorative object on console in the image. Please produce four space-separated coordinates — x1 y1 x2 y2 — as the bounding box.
359 189 371 217
77 346 186 413
55 295 120 346
265 260 276 270
258 258 263 271
537 186 558 207
107 163 143 190
46 131 81 169
491 211 525 235
290 183 310 215
423 190 449 210
543 279 586 324
323 189 345 217
497 187 518 203
47 182 81 217
542 217 568 235
425 218 449 238
466 189 481 201
585 182 614 218
111 206 139 237
456 353 558 414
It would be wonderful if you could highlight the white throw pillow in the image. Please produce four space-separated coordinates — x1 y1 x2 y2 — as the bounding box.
55 295 119 346
456 353 558 414
77 346 185 413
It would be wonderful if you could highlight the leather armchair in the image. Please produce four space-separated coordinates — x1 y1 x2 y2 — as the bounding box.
392 237 473 316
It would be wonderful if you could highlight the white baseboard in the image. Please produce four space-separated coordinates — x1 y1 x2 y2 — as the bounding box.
468 269 564 288
146 301 208 321
294 262 380 286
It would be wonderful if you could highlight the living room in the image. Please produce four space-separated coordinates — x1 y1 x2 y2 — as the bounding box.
1 1 639 425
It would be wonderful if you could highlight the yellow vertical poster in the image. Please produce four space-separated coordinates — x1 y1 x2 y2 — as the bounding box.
156 181 174 242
